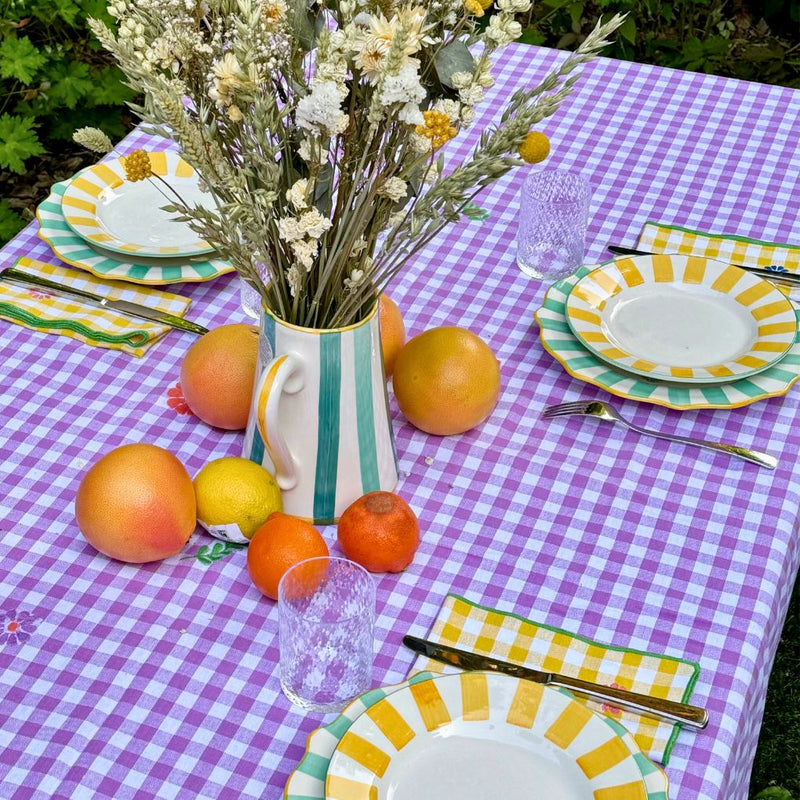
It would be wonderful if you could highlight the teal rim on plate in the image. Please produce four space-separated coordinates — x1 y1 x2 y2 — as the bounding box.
564 255 796 385
283 671 668 800
37 171 234 286
536 263 800 410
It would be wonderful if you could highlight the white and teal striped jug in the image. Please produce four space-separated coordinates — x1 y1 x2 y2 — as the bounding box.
242 302 399 524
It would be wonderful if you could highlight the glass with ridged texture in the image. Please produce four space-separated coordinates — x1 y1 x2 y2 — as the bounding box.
278 556 375 713
516 168 591 282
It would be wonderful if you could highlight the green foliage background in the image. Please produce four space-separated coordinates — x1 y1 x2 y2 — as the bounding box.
0 0 136 241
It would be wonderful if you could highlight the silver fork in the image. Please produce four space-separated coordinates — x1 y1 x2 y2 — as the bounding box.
542 400 778 469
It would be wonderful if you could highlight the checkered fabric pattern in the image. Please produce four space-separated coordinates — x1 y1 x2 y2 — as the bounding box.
409 594 699 764
1 44 800 800
0 257 193 356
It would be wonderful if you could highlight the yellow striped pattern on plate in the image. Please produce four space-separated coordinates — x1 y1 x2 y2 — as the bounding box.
325 672 649 800
564 254 797 385
60 151 213 258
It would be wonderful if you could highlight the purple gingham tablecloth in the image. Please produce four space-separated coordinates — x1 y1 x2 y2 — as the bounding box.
2 44 800 800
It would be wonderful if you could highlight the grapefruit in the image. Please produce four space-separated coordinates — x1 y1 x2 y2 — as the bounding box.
379 294 406 378
392 326 501 435
75 443 196 563
180 323 259 430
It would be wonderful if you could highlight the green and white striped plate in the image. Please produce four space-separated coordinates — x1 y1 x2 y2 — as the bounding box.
536 263 800 410
283 672 668 800
37 171 234 286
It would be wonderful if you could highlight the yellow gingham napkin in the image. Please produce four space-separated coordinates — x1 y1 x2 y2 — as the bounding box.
409 595 700 766
638 221 800 279
0 257 193 357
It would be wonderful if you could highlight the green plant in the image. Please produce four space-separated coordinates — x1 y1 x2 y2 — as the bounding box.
0 0 137 235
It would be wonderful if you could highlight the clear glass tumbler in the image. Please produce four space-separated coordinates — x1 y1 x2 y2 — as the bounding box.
278 556 375 713
516 168 591 282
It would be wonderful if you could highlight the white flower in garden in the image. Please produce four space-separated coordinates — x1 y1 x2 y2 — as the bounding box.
459 84 484 106
296 82 349 136
410 132 432 154
379 177 408 203
286 179 309 210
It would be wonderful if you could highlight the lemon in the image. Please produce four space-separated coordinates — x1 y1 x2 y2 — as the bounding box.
193 457 282 543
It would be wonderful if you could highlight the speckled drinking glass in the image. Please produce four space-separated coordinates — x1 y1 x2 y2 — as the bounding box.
516 168 591 282
278 556 375 713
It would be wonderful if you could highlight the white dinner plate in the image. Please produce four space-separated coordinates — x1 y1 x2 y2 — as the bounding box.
324 672 653 800
536 264 800 410
37 172 234 285
60 151 216 257
565 255 797 384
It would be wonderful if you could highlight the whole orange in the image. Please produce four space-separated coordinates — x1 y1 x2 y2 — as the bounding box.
337 491 419 573
392 326 501 435
247 513 329 599
180 323 259 430
379 294 406 378
75 443 196 563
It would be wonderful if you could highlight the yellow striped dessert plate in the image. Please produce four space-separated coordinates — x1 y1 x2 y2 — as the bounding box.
60 151 216 258
324 672 654 800
564 255 797 385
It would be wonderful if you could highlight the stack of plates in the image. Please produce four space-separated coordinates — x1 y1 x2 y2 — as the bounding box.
36 151 234 286
535 254 800 410
285 671 669 800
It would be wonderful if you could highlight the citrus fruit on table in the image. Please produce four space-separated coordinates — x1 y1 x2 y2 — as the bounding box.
180 323 259 430
247 513 329 600
337 491 420 573
392 326 501 436
75 443 196 563
379 293 406 378
193 457 282 543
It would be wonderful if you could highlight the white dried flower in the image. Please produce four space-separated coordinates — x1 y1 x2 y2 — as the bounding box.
286 179 309 210
380 63 425 107
298 209 332 239
286 264 304 297
450 71 473 89
486 14 522 46
296 82 349 136
379 177 407 203
344 268 365 291
291 239 317 270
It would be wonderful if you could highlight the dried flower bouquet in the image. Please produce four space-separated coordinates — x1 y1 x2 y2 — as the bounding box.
88 0 623 328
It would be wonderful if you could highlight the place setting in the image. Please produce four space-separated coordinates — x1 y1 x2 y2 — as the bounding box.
280 580 700 800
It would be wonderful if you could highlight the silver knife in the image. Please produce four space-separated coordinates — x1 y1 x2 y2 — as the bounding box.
1 267 208 336
403 634 708 729
607 245 800 285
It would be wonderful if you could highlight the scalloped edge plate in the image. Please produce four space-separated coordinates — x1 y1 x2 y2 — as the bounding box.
536 263 800 410
37 170 234 286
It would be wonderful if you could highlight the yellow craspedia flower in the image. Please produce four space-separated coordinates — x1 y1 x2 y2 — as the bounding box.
518 131 551 164
123 150 153 182
415 110 457 150
463 0 484 16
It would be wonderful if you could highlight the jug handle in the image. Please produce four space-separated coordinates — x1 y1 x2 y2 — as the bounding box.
253 352 304 491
